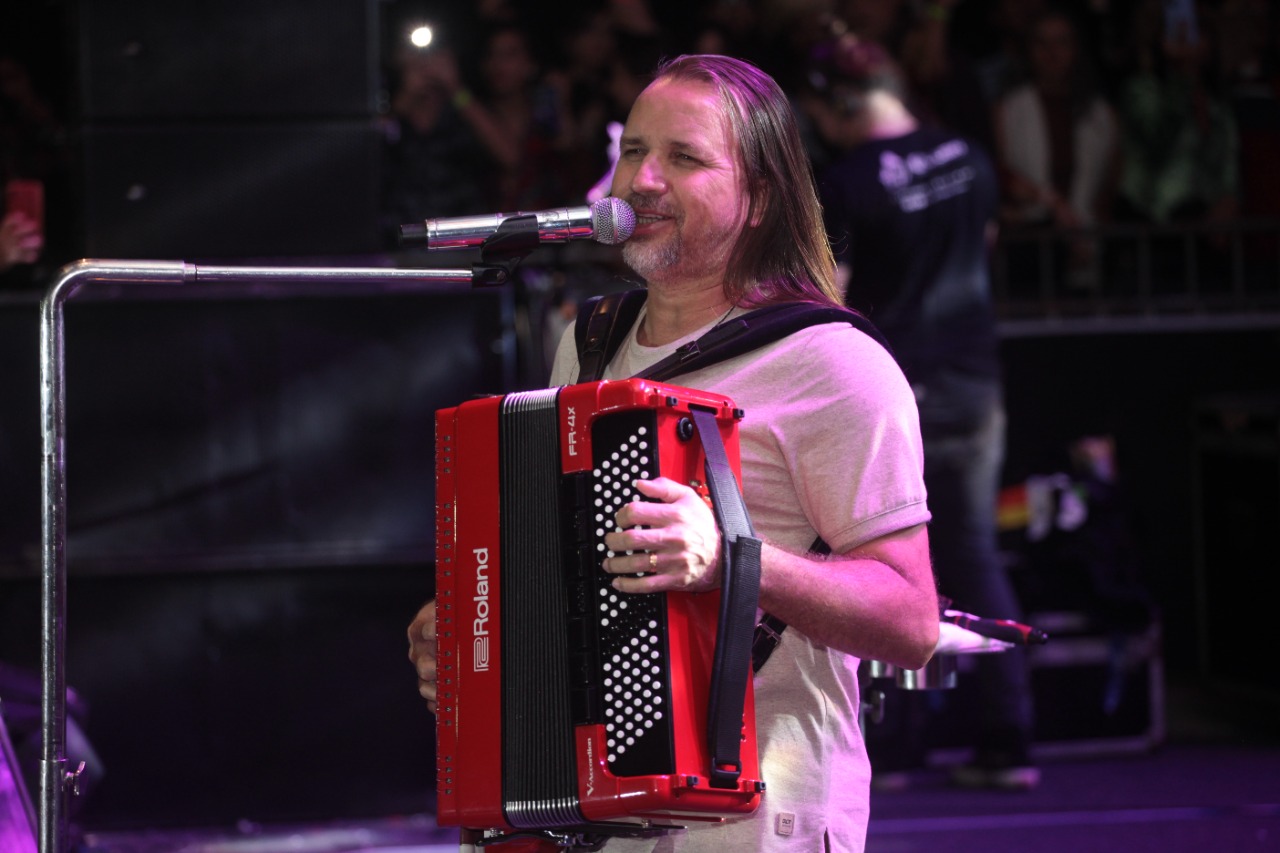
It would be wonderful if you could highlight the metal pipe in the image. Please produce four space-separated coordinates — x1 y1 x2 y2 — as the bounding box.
38 260 476 853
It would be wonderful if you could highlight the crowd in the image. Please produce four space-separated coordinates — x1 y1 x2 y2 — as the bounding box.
4 0 1276 288
381 0 1278 290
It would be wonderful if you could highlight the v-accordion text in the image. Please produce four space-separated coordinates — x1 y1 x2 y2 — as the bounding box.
434 379 763 834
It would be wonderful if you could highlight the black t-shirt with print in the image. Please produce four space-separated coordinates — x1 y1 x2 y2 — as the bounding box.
819 126 1002 435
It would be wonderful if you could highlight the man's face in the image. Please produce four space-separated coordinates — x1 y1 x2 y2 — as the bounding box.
610 77 751 287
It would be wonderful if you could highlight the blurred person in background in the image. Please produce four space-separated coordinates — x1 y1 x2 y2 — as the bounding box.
546 7 621 201
1 53 66 286
1105 0 1244 294
839 0 995 155
994 5 1120 288
1114 0 1239 243
472 24 574 210
380 39 490 247
804 31 1039 791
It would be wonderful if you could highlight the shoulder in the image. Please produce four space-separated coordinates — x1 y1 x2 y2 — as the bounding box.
788 321 904 383
719 320 912 409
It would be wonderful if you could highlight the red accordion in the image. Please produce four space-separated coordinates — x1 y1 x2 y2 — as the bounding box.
434 379 763 841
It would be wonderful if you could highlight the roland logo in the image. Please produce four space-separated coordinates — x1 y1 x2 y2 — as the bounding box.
566 406 579 457
472 547 491 672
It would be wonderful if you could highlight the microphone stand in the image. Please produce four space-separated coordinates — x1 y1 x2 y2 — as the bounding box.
36 223 540 853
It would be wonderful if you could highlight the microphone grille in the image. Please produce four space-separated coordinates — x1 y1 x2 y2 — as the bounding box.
591 197 636 245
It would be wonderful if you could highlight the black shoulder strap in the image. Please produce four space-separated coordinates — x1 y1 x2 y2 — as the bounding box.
636 302 892 384
574 290 892 387
574 289 648 384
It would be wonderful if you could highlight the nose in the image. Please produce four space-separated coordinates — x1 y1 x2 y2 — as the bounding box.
627 153 667 195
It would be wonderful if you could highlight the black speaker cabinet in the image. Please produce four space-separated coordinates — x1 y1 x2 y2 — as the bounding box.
77 0 381 119
80 121 382 258
1192 394 1279 695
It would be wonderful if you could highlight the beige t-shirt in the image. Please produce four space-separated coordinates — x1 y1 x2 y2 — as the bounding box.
549 305 930 852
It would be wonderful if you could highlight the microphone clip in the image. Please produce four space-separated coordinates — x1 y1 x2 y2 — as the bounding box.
471 213 541 288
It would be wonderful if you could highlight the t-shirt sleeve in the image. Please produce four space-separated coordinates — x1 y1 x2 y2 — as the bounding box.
745 323 930 555
548 323 581 387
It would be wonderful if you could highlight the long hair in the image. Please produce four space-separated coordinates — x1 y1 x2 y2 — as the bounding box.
652 55 842 308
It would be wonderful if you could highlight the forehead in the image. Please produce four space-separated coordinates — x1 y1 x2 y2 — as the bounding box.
625 77 738 153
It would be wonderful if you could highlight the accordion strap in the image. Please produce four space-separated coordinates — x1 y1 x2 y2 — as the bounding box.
687 407 761 790
575 289 648 384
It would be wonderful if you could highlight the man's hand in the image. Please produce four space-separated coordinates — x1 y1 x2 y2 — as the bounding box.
0 211 42 269
407 599 438 713
602 477 722 594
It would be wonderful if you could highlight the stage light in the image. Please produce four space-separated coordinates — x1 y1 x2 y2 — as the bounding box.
409 25 434 49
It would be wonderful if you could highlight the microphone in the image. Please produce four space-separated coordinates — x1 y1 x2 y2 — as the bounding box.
941 609 1049 646
399 197 636 250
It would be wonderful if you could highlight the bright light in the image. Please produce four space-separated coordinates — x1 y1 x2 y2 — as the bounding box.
409 26 434 49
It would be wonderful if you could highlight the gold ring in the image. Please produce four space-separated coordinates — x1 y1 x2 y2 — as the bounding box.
648 552 658 569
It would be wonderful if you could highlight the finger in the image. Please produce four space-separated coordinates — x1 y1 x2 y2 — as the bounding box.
609 570 671 596
614 478 685 523
407 620 436 653
603 549 660 577
603 525 673 555
632 477 688 502
416 655 437 682
615 502 681 533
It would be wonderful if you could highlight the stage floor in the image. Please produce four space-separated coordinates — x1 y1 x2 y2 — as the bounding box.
70 740 1280 853
68 680 1280 853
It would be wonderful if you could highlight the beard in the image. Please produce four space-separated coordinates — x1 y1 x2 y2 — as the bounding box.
621 227 683 280
619 194 683 280
618 193 739 284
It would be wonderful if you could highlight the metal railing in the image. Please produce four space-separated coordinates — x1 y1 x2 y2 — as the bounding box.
992 219 1280 336
36 260 489 853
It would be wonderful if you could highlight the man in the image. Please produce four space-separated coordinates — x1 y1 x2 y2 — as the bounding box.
409 54 938 850
803 35 1038 789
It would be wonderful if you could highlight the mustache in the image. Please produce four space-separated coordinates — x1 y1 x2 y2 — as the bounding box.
622 194 678 217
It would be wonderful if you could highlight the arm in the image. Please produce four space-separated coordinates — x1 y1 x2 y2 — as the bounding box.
758 525 937 669
604 479 938 670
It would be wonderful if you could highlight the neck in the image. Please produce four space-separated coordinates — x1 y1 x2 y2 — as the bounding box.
861 91 919 140
638 280 735 347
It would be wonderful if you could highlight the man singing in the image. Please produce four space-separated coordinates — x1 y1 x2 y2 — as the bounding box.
410 54 938 852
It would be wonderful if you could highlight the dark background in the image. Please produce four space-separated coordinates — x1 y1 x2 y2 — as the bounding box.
0 0 1276 833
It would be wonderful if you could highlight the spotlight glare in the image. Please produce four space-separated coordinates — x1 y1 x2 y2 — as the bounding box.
410 26 433 49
